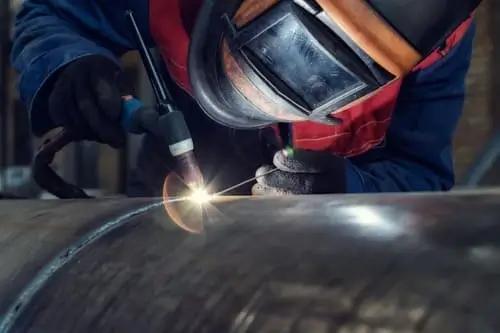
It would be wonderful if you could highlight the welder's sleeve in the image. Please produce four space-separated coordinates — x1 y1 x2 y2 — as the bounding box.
10 0 152 135
345 24 475 193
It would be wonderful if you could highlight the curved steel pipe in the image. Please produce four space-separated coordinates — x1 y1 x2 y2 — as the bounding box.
0 190 500 332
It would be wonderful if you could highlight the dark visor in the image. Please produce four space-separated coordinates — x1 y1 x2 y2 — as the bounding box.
226 1 392 120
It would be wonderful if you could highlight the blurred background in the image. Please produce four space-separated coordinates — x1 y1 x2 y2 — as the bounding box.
0 0 498 198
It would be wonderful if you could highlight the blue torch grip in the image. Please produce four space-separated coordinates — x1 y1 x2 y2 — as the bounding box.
121 97 144 134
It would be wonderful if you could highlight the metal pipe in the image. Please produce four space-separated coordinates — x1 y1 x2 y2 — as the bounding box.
1 190 500 332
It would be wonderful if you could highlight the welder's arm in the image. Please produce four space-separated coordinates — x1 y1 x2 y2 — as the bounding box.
346 24 475 193
10 0 152 136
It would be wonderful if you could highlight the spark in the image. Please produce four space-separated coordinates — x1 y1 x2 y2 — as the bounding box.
188 187 214 205
172 168 279 207
161 168 280 234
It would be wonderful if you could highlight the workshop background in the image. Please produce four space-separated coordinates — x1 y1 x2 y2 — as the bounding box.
0 0 498 198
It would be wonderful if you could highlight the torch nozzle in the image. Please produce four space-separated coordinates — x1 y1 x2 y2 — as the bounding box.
175 151 204 190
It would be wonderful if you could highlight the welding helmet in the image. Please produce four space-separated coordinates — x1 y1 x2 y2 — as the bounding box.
189 0 481 129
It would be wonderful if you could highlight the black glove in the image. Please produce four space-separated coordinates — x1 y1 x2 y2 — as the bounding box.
252 149 347 195
48 55 125 148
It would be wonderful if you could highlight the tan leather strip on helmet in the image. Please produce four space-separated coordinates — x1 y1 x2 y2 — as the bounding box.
221 41 305 122
233 0 279 27
315 0 422 76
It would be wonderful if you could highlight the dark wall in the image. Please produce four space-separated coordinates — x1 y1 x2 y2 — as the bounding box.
454 0 498 183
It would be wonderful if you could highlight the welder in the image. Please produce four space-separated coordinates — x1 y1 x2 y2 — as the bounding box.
11 0 481 196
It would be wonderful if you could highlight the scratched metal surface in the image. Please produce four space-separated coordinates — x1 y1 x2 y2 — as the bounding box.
1 190 500 332
0 199 155 314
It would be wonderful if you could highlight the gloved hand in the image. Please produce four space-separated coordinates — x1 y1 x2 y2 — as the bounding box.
48 55 125 148
252 149 347 195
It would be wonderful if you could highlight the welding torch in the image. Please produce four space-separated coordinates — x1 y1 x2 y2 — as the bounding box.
124 11 203 188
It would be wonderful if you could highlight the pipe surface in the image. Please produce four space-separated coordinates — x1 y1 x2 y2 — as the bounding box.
1 190 500 332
